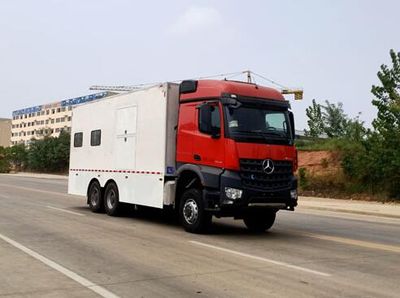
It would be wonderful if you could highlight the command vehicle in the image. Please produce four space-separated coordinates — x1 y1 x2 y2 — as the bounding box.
68 79 298 233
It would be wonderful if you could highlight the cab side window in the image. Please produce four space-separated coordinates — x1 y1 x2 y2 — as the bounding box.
198 104 220 136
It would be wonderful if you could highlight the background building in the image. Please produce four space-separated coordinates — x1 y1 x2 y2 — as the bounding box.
11 92 112 146
0 118 11 147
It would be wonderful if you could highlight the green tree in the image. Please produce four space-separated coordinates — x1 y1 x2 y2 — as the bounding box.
53 131 71 171
344 113 368 142
341 49 400 198
306 99 367 140
6 143 27 170
0 146 10 173
305 99 324 137
27 132 70 172
321 101 347 138
371 49 400 136
369 49 400 196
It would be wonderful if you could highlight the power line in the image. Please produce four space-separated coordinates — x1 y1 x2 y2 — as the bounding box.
90 71 246 91
192 71 244 81
249 71 289 89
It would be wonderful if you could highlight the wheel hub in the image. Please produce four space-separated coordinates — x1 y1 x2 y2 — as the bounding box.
90 188 99 206
183 199 199 225
107 190 116 210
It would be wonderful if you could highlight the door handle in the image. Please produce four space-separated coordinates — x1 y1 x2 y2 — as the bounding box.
193 154 201 161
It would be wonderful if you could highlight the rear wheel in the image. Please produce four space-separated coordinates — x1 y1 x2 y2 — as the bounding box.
243 210 276 233
88 181 103 213
179 189 211 233
104 182 121 216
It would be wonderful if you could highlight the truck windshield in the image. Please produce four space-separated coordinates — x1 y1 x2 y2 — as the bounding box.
225 105 293 144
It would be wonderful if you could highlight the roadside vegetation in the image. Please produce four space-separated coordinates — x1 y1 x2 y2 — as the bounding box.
0 131 70 173
298 49 400 201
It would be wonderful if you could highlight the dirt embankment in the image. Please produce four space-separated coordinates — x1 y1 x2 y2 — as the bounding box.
296 150 346 199
298 151 341 176
296 150 391 202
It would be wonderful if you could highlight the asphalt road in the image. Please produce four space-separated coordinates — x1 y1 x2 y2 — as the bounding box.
0 175 399 298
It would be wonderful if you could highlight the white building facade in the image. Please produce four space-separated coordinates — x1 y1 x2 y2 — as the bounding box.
11 92 112 146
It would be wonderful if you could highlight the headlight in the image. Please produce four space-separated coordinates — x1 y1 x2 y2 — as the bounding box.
225 187 243 200
290 189 298 199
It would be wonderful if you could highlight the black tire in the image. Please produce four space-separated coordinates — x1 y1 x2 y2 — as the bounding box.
179 189 212 233
104 182 121 216
243 210 276 233
88 180 103 213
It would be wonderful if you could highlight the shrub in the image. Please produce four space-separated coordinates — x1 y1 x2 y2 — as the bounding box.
298 167 308 189
321 158 329 168
0 146 10 173
7 144 27 170
27 131 70 172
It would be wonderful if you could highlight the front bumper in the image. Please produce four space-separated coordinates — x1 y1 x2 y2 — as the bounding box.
203 170 298 214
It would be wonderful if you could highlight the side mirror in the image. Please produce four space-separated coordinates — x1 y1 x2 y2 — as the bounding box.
211 127 221 139
289 111 295 140
221 97 242 108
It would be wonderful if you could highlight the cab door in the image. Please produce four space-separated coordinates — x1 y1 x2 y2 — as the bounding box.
192 102 225 168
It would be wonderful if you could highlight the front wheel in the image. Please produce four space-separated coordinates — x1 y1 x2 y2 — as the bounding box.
179 189 212 233
243 210 276 233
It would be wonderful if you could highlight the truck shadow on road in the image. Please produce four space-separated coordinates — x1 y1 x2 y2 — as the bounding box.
72 205 293 238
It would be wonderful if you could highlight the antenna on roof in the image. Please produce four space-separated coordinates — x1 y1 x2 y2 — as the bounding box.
244 70 252 83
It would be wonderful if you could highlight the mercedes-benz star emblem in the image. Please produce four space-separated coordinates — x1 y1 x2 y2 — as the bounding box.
262 159 274 174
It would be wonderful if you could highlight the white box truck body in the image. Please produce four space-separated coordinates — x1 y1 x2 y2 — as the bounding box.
68 79 298 233
68 83 179 208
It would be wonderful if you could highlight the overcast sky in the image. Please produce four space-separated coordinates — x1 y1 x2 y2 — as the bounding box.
1 0 399 129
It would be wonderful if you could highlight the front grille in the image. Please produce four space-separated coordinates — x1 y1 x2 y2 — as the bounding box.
240 159 293 191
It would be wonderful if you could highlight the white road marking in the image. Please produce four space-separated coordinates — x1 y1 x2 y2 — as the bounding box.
0 193 9 199
296 209 400 225
190 240 331 277
0 232 120 298
46 206 85 217
304 233 400 254
0 183 77 199
298 206 400 221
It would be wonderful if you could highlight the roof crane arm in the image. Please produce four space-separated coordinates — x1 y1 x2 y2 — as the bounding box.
89 85 141 92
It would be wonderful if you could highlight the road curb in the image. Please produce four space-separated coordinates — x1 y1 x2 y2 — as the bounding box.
0 173 68 180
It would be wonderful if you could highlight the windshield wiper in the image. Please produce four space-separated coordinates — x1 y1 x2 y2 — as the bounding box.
232 130 292 144
263 131 287 138
234 130 286 139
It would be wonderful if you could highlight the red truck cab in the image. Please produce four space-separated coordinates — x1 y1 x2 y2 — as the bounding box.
175 79 298 233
